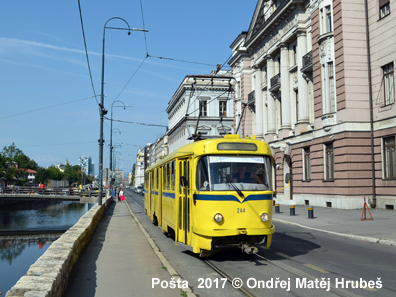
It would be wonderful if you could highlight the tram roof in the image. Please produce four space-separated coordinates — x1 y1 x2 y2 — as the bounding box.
145 134 271 172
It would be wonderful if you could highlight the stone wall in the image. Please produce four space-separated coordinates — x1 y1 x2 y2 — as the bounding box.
6 198 111 297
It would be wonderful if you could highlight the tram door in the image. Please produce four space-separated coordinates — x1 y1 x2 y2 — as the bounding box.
177 159 191 245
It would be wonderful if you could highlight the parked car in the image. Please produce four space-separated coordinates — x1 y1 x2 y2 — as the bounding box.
135 186 144 194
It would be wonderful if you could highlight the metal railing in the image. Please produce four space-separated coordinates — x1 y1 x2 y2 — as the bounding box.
270 73 281 90
301 51 313 72
0 186 104 197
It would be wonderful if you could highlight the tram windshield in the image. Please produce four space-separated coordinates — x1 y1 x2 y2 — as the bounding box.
196 155 272 192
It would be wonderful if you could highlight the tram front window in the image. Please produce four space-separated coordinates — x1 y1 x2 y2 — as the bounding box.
196 156 272 191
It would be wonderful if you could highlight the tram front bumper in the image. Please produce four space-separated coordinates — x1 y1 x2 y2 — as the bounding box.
192 225 275 237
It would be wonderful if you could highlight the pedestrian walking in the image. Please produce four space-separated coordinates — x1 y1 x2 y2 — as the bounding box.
119 188 125 201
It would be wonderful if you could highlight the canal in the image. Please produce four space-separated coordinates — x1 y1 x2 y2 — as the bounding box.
0 199 94 295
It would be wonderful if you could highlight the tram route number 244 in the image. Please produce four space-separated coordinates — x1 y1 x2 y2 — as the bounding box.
237 208 245 213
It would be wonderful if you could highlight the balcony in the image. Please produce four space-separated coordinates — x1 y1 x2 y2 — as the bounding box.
247 91 256 113
269 73 281 92
301 51 312 73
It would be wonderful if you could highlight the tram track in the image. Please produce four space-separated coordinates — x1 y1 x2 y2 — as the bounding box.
204 249 362 297
253 252 361 297
204 259 258 297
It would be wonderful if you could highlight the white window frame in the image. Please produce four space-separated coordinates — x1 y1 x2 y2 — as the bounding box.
324 143 334 180
383 63 395 106
320 3 333 35
302 147 311 181
383 136 396 179
322 61 336 114
219 100 227 117
379 1 390 19
199 100 208 117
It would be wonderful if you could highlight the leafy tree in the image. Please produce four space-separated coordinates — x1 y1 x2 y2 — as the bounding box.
1 143 39 185
1 143 23 161
47 166 64 180
34 168 49 184
14 154 38 171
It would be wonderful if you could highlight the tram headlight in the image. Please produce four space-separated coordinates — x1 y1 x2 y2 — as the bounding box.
260 212 269 222
214 213 223 223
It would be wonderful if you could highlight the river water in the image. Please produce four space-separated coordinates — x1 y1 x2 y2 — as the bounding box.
0 200 94 295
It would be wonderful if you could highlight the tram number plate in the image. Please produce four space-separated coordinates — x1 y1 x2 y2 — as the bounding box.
237 208 245 213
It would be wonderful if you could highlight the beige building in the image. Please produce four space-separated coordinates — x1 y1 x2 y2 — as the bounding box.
229 0 395 209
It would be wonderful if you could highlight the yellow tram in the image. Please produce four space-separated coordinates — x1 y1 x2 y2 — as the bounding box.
144 134 275 256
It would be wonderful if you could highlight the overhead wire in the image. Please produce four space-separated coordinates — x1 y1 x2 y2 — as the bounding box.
107 56 148 109
105 116 168 128
0 96 94 120
139 0 149 54
147 54 217 67
77 0 98 104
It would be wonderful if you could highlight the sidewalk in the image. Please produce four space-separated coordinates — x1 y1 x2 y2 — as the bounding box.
64 200 190 297
64 198 394 296
272 204 396 246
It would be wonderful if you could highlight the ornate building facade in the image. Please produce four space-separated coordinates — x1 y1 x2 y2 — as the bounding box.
229 0 396 209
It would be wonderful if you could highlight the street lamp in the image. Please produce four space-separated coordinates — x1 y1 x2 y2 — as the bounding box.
108 101 132 199
110 100 133 172
98 17 148 205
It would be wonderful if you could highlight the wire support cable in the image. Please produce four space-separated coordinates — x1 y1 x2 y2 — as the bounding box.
104 116 168 128
107 56 148 109
77 0 98 103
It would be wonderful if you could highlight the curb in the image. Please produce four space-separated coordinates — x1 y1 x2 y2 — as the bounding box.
273 218 396 247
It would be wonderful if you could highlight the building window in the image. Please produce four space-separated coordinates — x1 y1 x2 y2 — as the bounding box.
303 147 311 181
328 62 335 112
199 100 207 117
383 136 396 179
379 1 390 19
295 90 299 122
383 63 395 105
324 143 334 180
321 5 333 34
219 100 227 117
322 62 336 114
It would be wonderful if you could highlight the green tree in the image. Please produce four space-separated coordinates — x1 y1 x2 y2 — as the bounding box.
14 154 38 171
34 168 49 184
47 166 64 180
1 143 23 161
1 143 40 185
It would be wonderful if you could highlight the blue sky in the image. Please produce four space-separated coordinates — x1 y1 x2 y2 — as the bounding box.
0 0 257 175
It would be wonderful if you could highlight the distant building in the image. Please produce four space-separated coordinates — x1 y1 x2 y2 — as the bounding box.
56 163 65 172
79 156 94 176
134 147 146 186
166 69 234 153
26 169 37 183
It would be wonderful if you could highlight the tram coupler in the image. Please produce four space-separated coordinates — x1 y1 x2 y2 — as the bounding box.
240 242 258 254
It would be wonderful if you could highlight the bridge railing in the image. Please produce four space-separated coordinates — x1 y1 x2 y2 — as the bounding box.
0 186 105 197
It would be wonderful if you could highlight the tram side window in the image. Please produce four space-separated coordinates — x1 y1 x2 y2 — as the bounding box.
171 160 175 190
155 169 158 190
163 165 166 190
167 163 170 190
145 173 149 189
179 162 182 191
196 157 209 191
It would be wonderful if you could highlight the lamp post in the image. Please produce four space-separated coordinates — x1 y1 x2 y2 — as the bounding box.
98 17 147 205
109 101 132 198
110 100 133 171
110 128 121 172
